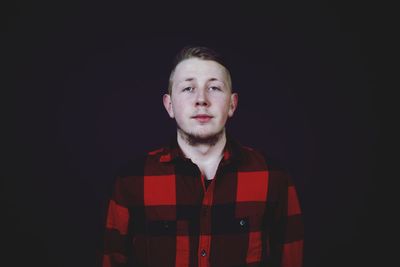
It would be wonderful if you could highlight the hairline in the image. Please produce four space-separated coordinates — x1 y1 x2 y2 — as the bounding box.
167 58 233 95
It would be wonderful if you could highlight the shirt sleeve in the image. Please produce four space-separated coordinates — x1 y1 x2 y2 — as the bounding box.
102 176 131 267
269 171 304 267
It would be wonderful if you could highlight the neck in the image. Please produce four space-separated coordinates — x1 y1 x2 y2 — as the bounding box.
177 130 227 164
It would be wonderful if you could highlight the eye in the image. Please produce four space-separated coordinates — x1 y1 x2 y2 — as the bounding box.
182 87 194 92
209 86 221 91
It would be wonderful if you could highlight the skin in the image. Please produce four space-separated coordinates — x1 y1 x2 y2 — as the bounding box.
163 58 238 179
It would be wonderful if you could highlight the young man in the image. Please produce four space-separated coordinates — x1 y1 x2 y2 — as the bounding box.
102 46 304 267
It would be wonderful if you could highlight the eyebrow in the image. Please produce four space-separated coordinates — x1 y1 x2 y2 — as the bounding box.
181 77 224 83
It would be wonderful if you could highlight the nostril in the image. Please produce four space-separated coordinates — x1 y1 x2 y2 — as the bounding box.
196 101 208 106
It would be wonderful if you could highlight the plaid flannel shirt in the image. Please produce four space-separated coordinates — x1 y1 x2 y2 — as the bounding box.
103 136 304 267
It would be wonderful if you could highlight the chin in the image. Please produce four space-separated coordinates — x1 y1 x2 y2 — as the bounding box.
192 127 226 139
177 123 225 141
191 129 219 138
183 130 224 146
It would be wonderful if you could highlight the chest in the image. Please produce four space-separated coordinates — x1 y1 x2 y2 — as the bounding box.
131 168 270 223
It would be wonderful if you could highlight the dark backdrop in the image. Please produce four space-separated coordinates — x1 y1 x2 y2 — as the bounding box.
6 1 380 267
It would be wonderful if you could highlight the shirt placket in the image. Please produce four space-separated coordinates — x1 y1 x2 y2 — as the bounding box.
198 178 214 267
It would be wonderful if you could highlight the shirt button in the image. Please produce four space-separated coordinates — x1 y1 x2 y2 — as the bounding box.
239 219 246 226
200 249 207 257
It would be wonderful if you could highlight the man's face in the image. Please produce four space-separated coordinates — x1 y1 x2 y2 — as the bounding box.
163 58 238 141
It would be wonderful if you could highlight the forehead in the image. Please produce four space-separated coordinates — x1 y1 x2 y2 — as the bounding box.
172 58 228 83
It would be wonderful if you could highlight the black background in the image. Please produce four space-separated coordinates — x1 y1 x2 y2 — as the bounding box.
6 1 381 267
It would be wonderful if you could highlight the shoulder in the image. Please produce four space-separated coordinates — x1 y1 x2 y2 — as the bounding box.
236 142 293 185
114 146 168 178
234 142 285 172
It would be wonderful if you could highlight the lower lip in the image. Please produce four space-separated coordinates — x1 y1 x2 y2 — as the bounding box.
194 117 212 123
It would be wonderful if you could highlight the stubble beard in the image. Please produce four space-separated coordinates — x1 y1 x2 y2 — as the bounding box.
177 125 225 147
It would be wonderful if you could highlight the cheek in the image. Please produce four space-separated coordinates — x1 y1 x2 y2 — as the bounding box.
217 99 232 114
172 103 187 118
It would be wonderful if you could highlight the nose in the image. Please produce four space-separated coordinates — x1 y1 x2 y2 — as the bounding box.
195 88 209 107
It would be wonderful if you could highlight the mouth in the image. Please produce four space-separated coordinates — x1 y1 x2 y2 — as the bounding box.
192 114 213 123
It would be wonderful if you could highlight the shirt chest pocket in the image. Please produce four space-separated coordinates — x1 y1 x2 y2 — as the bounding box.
212 202 266 234
144 218 191 237
146 220 177 236
212 214 264 235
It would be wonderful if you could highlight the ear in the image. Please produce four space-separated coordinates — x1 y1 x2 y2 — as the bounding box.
163 93 175 118
228 93 238 117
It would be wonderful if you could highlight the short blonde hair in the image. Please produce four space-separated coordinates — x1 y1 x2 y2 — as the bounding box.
167 46 232 94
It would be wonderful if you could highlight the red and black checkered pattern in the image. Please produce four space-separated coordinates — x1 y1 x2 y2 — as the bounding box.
103 137 304 267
